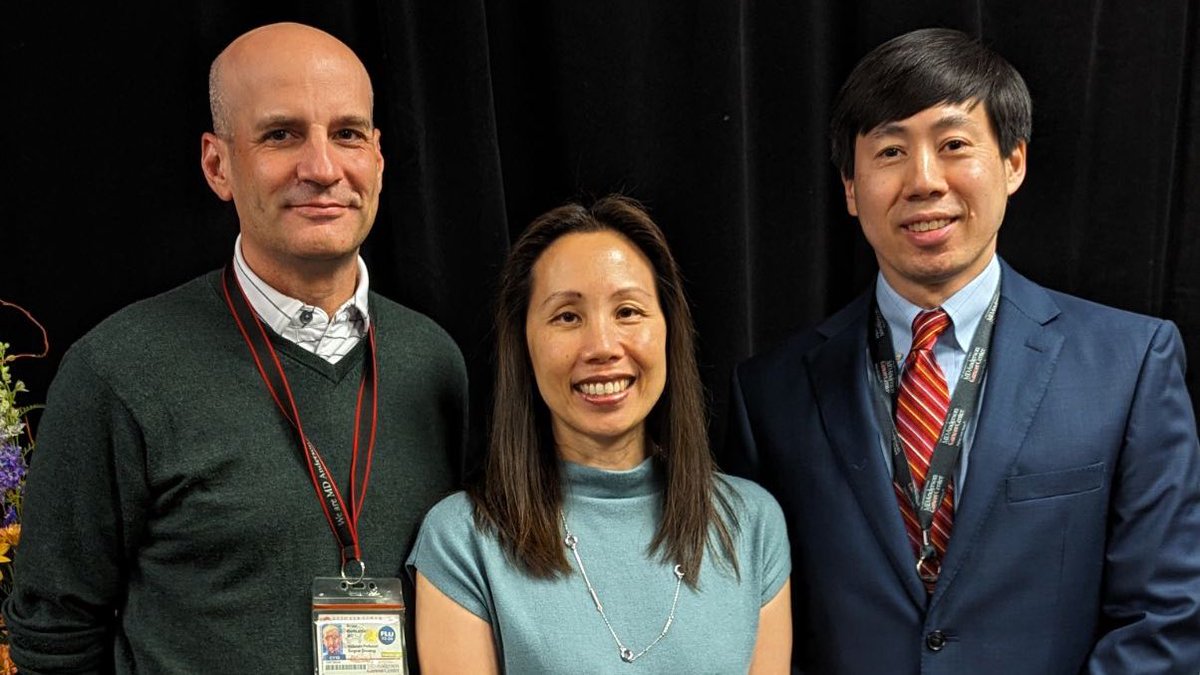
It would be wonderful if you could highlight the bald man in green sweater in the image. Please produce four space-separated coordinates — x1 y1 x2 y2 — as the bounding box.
3 23 467 673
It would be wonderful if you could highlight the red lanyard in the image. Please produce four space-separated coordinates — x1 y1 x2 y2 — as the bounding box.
221 264 378 577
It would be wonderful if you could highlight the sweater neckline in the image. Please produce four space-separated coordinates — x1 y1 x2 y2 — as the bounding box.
270 332 366 383
562 458 662 499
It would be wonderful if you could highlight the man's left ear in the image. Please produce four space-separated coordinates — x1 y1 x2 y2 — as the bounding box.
373 128 384 176
1005 140 1027 196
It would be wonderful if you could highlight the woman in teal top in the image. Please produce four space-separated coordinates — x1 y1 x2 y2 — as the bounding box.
409 195 792 673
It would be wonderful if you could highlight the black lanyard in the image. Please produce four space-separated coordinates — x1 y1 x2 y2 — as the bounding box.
867 286 1000 576
221 264 378 578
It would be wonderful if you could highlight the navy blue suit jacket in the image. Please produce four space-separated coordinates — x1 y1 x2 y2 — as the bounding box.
725 261 1200 674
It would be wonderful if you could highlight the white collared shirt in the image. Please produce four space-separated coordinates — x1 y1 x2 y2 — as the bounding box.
232 236 371 364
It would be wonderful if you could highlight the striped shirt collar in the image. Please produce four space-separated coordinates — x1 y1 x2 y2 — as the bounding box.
232 235 371 363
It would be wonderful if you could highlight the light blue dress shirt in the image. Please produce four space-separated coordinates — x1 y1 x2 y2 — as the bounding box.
873 255 1001 501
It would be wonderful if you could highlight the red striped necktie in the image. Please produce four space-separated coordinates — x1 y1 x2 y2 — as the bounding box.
893 309 953 591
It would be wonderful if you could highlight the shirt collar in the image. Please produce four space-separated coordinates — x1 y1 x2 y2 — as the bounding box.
232 235 371 336
875 255 1001 357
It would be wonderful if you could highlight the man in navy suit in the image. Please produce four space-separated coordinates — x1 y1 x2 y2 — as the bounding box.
725 28 1200 674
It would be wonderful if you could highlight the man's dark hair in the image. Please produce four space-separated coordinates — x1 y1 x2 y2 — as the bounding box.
829 28 1032 178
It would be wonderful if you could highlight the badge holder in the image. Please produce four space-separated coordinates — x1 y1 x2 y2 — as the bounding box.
312 562 407 675
915 530 942 584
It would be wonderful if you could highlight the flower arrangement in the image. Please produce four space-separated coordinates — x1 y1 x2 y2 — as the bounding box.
0 300 48 675
0 343 34 582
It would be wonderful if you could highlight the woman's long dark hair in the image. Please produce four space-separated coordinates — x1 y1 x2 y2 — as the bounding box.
467 194 738 586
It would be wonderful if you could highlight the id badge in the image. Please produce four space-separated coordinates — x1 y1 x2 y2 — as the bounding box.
312 576 408 674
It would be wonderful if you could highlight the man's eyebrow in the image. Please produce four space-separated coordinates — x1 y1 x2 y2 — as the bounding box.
866 122 906 139
253 114 302 132
331 115 374 130
864 111 981 139
251 114 374 131
931 112 978 132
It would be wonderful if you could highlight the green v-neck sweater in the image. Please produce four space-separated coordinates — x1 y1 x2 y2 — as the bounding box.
3 270 467 674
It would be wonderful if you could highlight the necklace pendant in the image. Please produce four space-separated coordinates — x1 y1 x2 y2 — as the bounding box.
620 647 635 663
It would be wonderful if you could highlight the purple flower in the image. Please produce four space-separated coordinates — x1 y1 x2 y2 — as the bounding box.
0 442 26 493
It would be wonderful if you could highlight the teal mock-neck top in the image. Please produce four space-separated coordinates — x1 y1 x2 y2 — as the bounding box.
408 458 790 673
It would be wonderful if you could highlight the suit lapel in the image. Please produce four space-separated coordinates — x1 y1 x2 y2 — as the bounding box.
806 294 929 607
930 261 1064 606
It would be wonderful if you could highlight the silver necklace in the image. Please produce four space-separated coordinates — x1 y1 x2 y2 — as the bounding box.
561 514 685 663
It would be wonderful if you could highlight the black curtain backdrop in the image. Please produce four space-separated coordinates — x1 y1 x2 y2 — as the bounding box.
5 1 1198 476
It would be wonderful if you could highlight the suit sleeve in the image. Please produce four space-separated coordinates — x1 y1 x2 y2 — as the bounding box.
721 364 763 482
2 344 149 673
1087 320 1200 674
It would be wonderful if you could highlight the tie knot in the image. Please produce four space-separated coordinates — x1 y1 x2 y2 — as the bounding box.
911 309 950 352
